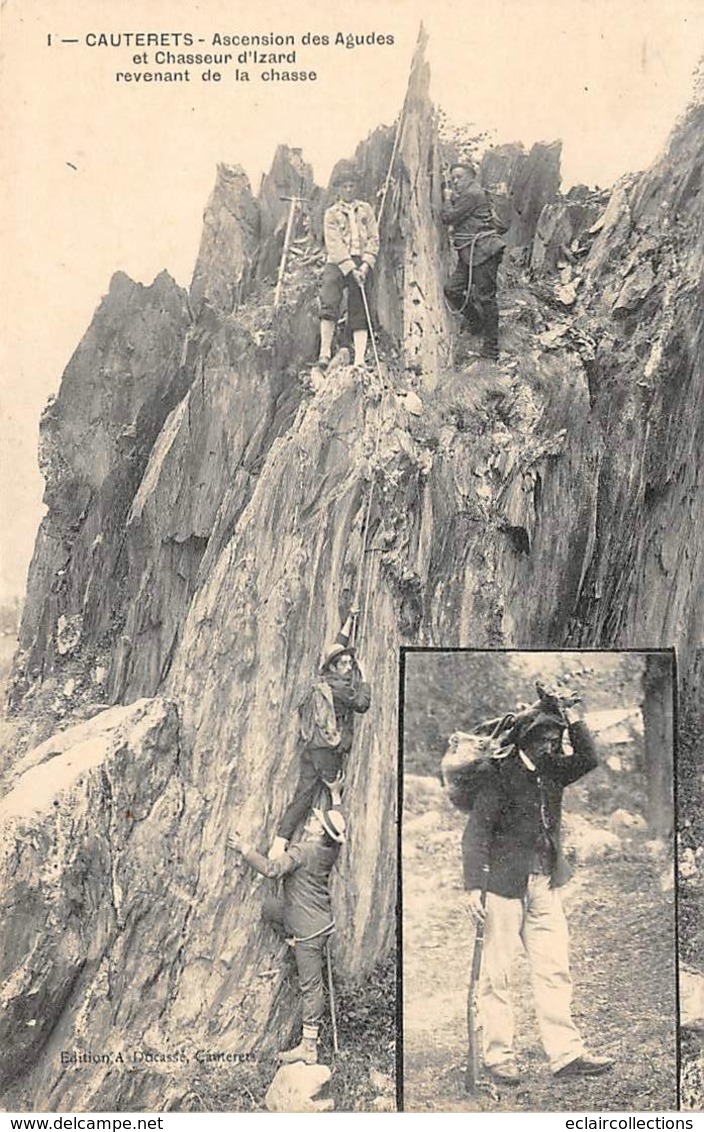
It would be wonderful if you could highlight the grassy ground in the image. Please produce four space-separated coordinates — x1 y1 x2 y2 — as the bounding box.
402 775 677 1112
326 956 396 1111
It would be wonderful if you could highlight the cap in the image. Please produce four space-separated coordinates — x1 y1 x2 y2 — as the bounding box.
450 160 477 178
332 160 361 186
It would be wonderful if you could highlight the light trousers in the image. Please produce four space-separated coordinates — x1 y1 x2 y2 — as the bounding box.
479 874 585 1072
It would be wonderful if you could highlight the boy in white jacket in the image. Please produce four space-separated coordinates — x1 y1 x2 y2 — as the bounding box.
319 161 380 368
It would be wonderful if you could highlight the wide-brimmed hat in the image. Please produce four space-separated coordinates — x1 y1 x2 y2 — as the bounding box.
319 638 355 670
313 808 347 843
321 641 356 670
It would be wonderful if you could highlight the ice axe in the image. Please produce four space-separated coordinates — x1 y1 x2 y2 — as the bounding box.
274 195 308 308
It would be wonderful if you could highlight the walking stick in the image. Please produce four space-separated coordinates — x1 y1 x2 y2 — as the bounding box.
273 195 307 308
465 865 489 1093
326 940 339 1054
359 281 383 383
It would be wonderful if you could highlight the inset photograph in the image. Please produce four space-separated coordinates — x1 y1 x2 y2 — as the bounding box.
401 649 676 1112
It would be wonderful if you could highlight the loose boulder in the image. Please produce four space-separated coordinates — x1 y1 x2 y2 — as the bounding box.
264 1063 333 1113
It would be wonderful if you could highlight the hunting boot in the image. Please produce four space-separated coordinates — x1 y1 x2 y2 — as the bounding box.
278 1023 319 1065
318 320 335 368
353 329 368 367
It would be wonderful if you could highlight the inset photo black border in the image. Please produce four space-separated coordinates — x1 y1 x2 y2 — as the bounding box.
397 647 680 1113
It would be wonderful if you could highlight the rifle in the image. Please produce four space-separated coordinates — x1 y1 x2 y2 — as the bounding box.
465 864 489 1093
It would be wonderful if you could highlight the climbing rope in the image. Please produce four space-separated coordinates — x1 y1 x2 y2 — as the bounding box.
376 105 407 229
350 280 388 651
451 231 500 315
344 67 411 645
458 233 481 314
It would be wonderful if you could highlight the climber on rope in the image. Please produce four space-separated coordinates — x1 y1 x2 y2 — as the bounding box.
269 608 371 859
441 162 506 362
318 161 380 371
228 807 346 1066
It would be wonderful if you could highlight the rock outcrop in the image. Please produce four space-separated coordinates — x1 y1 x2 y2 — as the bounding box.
529 188 606 277
108 312 308 704
265 1064 333 1113
354 25 453 387
505 140 562 248
569 103 704 658
13 272 191 703
255 145 318 283
190 164 260 317
480 142 527 192
0 699 198 1103
479 141 568 256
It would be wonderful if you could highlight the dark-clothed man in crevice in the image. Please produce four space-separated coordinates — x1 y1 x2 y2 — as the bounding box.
441 162 506 361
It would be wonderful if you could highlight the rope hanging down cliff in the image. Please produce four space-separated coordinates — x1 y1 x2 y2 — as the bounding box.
376 101 407 229
319 87 407 642
349 280 388 651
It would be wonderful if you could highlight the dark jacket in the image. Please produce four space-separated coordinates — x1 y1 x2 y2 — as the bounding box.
462 721 599 898
298 667 371 755
242 839 340 939
441 177 505 267
324 667 371 753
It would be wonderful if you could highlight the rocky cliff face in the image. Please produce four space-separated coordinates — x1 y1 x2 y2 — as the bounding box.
3 33 702 1111
557 105 704 660
14 272 191 704
0 700 196 1099
189 164 260 317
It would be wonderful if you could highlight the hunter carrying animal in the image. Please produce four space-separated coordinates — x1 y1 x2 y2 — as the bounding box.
446 682 615 1085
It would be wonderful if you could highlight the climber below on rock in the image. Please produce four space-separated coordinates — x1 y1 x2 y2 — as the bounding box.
441 162 506 362
318 161 380 370
269 608 371 858
228 807 346 1066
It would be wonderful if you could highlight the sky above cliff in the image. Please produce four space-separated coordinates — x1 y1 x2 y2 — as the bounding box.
1 0 703 600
